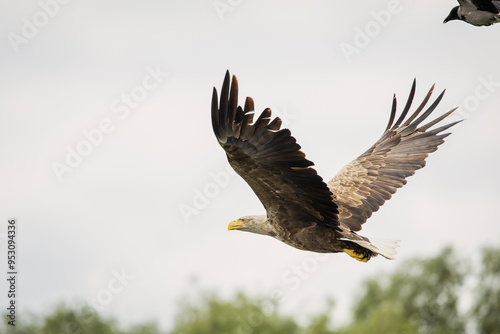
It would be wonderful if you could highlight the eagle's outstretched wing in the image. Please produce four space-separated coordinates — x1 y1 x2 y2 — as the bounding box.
328 80 460 232
212 71 339 230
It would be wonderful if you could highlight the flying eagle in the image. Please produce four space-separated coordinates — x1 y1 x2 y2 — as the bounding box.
212 71 460 262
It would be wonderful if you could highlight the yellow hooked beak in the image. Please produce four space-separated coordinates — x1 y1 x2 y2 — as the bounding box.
228 219 245 231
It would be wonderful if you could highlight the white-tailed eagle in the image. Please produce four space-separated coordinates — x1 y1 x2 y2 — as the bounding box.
212 71 460 262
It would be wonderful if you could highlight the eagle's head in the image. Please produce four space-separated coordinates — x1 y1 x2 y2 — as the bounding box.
228 215 274 236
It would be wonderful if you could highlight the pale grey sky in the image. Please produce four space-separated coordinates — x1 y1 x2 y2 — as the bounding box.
1 0 499 330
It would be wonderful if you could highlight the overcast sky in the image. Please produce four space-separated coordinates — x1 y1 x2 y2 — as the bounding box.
1 0 499 330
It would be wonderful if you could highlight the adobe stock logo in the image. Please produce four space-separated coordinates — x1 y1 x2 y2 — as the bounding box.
7 0 73 53
179 165 237 224
57 267 134 334
87 268 134 311
52 65 169 182
213 0 244 20
339 0 405 63
449 74 500 123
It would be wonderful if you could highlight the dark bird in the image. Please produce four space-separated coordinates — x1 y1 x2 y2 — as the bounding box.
444 0 500 26
212 71 460 262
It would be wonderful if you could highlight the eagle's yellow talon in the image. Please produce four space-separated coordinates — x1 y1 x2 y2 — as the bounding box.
344 249 369 262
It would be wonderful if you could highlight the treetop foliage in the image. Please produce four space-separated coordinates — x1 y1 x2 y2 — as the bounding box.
3 246 500 334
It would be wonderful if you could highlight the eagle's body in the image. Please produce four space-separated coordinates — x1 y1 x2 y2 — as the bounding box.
444 0 500 26
212 71 459 262
235 215 351 252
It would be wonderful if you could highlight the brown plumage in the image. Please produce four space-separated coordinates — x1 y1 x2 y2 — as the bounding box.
212 71 460 262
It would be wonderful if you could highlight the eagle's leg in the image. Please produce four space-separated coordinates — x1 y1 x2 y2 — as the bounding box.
343 248 372 262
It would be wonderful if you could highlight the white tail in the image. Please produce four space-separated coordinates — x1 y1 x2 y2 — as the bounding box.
339 237 400 260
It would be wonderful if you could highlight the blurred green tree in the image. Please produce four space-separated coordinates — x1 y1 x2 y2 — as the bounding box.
0 304 164 334
471 247 500 334
347 247 466 334
340 300 419 334
302 302 336 334
3 246 500 334
40 305 116 334
169 292 301 334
